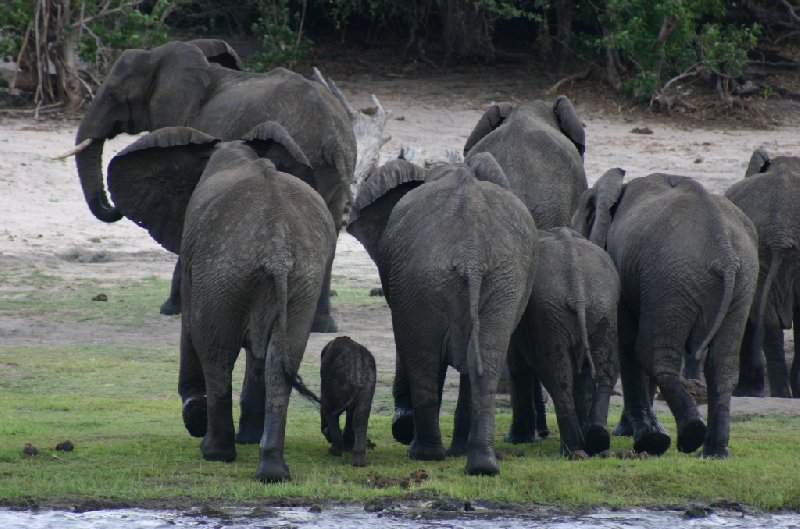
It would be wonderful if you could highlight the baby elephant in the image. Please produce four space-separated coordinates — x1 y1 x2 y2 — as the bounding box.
320 336 376 466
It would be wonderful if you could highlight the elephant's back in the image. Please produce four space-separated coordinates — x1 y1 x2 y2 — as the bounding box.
469 116 586 228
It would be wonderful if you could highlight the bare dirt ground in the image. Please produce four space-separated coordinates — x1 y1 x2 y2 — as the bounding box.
1 67 798 420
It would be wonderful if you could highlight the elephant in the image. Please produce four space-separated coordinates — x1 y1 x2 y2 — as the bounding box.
572 169 758 457
72 39 355 332
319 336 376 466
106 123 336 482
462 96 587 229
724 149 800 398
503 227 620 457
347 156 538 475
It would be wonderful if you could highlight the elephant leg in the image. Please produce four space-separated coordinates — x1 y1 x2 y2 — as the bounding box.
236 351 266 444
160 257 182 315
702 309 748 458
447 373 472 456
178 324 207 438
505 338 536 444
311 257 337 333
407 369 446 461
199 353 237 463
342 407 355 451
585 324 617 455
619 307 671 455
349 392 374 467
733 322 766 397
764 324 791 398
791 318 800 397
536 348 584 456
533 375 550 439
391 354 414 445
324 409 344 456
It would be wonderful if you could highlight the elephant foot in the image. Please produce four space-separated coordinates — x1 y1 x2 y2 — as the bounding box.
351 451 367 467
182 395 207 438
159 297 181 316
633 430 671 456
465 448 499 476
329 445 343 457
311 313 338 333
613 412 633 436
537 427 550 439
392 407 414 445
503 429 535 444
701 444 728 459
677 417 707 454
446 440 468 457
584 425 610 456
201 436 236 462
408 441 445 461
732 384 765 398
235 419 264 445
256 452 291 483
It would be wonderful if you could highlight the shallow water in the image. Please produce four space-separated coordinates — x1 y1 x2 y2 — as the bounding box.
2 506 799 529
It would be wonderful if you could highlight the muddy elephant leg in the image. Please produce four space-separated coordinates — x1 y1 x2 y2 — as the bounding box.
160 257 182 315
653 365 705 454
537 350 584 456
465 366 502 475
236 351 266 444
584 324 617 455
179 323 207 438
255 341 294 482
505 352 536 444
324 409 344 456
407 365 446 461
764 323 791 398
447 373 472 456
311 256 337 333
349 388 375 467
733 322 766 397
533 375 550 439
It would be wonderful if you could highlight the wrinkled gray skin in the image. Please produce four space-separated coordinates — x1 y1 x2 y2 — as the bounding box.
463 96 587 229
722 149 800 398
74 39 354 333
347 157 537 475
319 336 376 466
107 125 336 482
503 227 620 457
573 170 758 457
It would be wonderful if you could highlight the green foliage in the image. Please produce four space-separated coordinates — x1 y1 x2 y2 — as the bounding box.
0 0 31 62
245 0 311 71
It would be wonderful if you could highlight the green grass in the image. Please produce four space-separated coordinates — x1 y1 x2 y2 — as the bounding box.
0 266 799 509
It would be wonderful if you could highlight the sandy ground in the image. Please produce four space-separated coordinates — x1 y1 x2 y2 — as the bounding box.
1 73 798 422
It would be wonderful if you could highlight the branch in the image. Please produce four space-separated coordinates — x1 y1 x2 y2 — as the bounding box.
545 67 591 95
69 0 144 28
779 0 800 24
652 15 678 52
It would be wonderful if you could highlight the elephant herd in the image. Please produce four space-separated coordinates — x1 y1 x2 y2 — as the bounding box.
68 39 800 482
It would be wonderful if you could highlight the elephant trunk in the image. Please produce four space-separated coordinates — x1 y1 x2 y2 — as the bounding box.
75 137 122 223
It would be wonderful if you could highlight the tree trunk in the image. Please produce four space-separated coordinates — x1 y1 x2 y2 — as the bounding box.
55 0 85 110
441 0 493 61
554 0 574 73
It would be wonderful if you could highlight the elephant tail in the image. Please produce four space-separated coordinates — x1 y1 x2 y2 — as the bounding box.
465 268 484 378
558 228 595 379
272 264 321 404
694 259 738 365
750 249 782 370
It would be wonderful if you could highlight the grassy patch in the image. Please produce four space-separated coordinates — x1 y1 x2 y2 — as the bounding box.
0 342 799 509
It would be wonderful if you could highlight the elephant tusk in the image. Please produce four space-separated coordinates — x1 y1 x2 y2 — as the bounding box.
52 138 93 160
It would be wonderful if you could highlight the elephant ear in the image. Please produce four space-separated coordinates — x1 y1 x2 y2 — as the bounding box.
107 127 219 253
465 152 511 190
349 159 427 225
187 39 244 70
149 42 211 129
745 147 771 177
571 168 625 249
463 102 515 156
554 95 585 158
242 121 315 190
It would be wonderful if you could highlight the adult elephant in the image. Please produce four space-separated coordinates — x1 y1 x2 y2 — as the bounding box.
107 124 336 482
725 149 800 398
72 39 355 332
573 169 758 457
463 96 587 229
347 157 537 475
